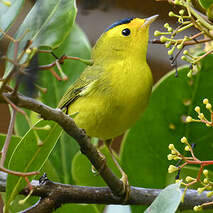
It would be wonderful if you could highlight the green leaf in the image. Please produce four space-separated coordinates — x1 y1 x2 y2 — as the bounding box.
49 132 79 184
1 192 39 213
120 54 213 213
0 0 25 38
72 145 120 187
5 0 77 77
5 120 62 212
13 109 30 137
198 0 213 9
144 182 182 213
0 134 21 168
39 24 91 108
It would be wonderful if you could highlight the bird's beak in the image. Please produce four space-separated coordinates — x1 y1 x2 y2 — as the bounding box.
144 14 159 27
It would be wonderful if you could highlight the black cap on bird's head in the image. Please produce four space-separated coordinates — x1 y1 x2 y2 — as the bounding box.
104 15 158 32
105 17 134 32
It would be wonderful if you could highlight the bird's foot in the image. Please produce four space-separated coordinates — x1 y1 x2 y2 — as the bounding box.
120 172 130 203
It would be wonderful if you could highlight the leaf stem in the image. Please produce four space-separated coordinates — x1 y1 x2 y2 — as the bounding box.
0 166 39 177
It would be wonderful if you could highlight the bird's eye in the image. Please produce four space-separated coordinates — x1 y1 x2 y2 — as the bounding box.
122 28 131 36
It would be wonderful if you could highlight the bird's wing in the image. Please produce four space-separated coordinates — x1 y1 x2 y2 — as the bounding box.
57 64 103 111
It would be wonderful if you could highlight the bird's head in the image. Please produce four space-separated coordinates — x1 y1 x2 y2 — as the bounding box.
92 15 158 62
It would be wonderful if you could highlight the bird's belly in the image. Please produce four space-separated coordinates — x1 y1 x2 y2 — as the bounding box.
68 89 149 140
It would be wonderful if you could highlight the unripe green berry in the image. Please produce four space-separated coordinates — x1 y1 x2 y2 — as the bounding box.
207 185 212 190
173 156 181 160
198 113 204 119
177 44 183 49
187 71 192 78
181 136 187 143
174 0 180 5
169 11 175 17
168 165 178 173
25 48 31 54
167 154 174 160
203 169 208 176
193 205 202 211
185 145 190 151
168 27 173 32
203 178 208 184
183 50 188 55
197 187 205 194
42 125 51 130
164 23 169 28
207 191 213 197
181 56 186 60
195 106 200 113
186 116 192 122
165 42 171 48
185 176 194 182
168 49 174 55
179 9 185 16
154 30 161 37
160 35 167 43
168 144 175 150
206 103 212 110
203 98 209 105
171 150 176 154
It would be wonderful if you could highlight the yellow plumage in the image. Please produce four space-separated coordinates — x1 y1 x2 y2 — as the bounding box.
58 17 157 140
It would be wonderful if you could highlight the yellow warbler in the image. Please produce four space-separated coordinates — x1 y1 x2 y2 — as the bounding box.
58 15 158 196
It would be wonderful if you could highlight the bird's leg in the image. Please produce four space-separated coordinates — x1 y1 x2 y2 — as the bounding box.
90 137 106 175
91 149 107 175
104 139 130 202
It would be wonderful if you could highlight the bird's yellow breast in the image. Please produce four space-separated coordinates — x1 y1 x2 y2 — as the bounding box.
68 58 153 140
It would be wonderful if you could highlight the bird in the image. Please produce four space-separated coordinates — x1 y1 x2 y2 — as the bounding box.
58 15 158 198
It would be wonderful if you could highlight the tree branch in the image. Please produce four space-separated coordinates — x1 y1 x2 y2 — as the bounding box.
0 172 212 212
0 92 125 197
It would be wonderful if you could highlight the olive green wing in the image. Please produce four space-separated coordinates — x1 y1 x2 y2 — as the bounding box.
57 64 103 111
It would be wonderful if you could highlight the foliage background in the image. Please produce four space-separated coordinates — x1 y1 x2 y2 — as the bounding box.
1 0 213 213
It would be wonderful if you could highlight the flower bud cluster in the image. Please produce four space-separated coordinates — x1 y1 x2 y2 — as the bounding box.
186 99 213 127
167 135 213 211
167 143 182 173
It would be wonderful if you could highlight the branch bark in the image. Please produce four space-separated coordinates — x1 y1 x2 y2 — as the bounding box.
0 172 212 212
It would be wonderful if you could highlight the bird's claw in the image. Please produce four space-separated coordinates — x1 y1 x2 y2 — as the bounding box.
120 172 130 203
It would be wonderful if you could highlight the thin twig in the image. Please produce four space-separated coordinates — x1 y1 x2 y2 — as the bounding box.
151 38 211 46
38 55 93 71
0 109 16 166
0 167 39 177
2 94 25 115
38 55 82 70
49 68 62 81
193 49 213 63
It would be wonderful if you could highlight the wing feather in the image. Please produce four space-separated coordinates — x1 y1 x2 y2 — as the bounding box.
57 64 103 110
